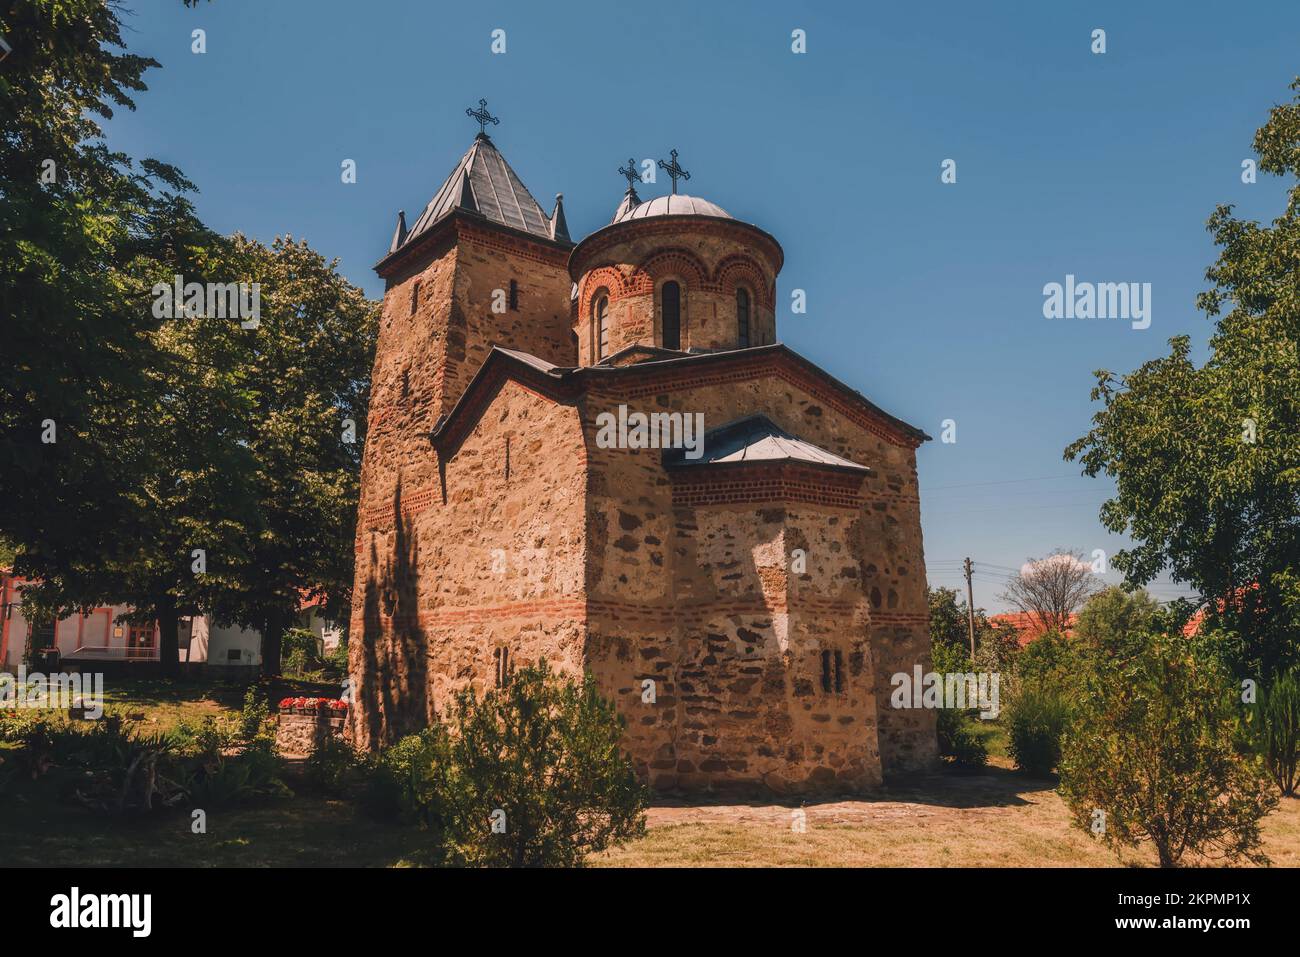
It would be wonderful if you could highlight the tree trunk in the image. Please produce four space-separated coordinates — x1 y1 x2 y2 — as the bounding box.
261 610 284 677
156 595 180 679
1155 838 1177 868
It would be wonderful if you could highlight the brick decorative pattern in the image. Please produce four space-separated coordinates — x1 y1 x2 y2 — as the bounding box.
669 463 866 508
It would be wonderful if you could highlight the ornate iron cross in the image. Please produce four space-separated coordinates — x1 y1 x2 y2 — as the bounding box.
466 98 499 136
657 149 691 194
618 158 640 190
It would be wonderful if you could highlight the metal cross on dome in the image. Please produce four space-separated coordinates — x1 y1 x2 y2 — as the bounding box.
618 158 640 191
657 149 691 194
466 98 499 136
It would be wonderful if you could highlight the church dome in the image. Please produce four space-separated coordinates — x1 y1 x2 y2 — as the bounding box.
613 193 733 223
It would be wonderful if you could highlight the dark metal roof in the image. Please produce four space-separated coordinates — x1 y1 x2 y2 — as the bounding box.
398 134 566 252
663 414 871 473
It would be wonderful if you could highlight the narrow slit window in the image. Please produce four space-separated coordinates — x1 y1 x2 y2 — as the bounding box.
410 279 420 315
661 281 681 350
834 651 844 693
737 288 750 348
595 295 610 359
821 650 832 694
509 279 519 311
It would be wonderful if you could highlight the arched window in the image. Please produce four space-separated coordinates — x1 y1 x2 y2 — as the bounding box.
595 295 610 359
736 288 750 348
661 281 681 350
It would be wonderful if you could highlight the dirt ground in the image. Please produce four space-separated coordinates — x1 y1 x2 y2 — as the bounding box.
596 760 1300 867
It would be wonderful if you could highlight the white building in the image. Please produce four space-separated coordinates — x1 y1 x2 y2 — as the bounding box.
0 572 341 673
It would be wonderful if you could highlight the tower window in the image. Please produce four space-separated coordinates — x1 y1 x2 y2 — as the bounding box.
737 288 750 348
509 279 519 311
661 281 681 350
821 650 844 693
493 647 512 688
410 279 420 315
595 295 610 359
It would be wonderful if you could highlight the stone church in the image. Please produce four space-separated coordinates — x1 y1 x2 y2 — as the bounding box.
348 105 937 793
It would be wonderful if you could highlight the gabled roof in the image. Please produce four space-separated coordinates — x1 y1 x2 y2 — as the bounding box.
663 414 871 474
430 343 931 457
388 134 568 264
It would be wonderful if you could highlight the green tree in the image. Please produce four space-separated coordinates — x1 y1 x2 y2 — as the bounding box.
0 5 374 676
200 235 377 675
1249 666 1300 797
0 1 246 673
0 0 188 597
1073 586 1161 655
1059 630 1276 867
1066 79 1300 678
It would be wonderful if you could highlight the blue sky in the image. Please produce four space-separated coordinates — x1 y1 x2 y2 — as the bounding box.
105 0 1300 611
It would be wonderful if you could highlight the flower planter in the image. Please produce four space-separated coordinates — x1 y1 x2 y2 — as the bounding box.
275 698 348 756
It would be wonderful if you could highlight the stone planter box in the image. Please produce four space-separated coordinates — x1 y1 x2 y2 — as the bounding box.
275 700 348 756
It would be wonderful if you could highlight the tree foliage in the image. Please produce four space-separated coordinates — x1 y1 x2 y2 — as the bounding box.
1066 78 1300 678
0 3 376 675
1059 630 1276 867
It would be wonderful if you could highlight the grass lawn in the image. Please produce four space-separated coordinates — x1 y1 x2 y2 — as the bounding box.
2 679 1297 868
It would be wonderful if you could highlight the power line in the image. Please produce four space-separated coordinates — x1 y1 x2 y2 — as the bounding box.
919 474 1084 492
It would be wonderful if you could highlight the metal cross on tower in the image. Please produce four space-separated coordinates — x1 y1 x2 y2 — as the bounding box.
618 158 640 191
657 149 691 194
466 98 499 136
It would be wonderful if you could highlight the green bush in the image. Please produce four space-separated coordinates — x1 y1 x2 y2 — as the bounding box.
282 628 324 677
1251 667 1300 796
1014 630 1075 692
936 707 988 769
237 685 272 742
304 735 356 795
1006 686 1069 775
1060 630 1276 866
368 662 648 866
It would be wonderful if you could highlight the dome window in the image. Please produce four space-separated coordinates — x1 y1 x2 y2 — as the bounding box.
595 294 610 359
737 288 751 348
662 281 681 350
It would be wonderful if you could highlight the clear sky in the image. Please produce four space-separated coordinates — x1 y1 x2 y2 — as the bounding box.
103 0 1300 611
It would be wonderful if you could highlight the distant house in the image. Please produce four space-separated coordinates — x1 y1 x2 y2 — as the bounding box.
0 569 342 674
993 599 1220 647
988 611 1077 647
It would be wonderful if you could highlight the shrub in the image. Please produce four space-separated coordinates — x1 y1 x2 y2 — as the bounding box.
185 737 290 808
304 735 356 795
237 685 272 743
1059 630 1277 866
1005 686 1069 775
369 662 648 866
282 628 323 677
1250 666 1300 796
1014 629 1075 693
936 707 988 769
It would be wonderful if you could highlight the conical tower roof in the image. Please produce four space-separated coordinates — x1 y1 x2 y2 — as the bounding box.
395 133 564 256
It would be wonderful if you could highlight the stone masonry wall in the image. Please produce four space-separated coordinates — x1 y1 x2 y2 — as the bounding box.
349 218 579 749
349 375 587 748
579 360 935 789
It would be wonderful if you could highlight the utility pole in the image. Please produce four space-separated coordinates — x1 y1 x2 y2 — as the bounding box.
963 557 976 659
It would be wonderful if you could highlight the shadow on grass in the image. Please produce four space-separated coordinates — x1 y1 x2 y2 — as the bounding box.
646 763 1055 813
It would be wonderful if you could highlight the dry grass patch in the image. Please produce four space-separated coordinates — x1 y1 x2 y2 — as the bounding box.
597 760 1300 868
